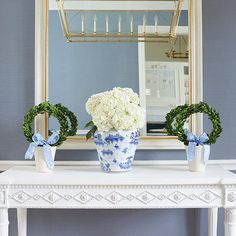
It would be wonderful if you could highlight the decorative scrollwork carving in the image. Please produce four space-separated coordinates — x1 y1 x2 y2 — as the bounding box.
227 192 236 203
8 188 222 206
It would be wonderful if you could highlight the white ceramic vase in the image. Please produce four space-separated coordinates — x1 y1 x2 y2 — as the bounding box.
186 145 210 172
34 146 56 173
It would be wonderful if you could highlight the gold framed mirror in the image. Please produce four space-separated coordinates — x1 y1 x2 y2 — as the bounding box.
35 0 203 150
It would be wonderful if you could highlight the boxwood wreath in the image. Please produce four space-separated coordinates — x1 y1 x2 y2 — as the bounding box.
22 102 78 146
175 102 222 145
165 104 189 136
54 103 78 136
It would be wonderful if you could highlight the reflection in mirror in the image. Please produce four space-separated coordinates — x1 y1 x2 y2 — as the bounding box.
48 0 190 137
140 32 189 136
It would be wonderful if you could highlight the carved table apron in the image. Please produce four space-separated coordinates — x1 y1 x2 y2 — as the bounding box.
0 165 236 236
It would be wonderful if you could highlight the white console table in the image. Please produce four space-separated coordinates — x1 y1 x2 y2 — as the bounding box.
0 165 236 236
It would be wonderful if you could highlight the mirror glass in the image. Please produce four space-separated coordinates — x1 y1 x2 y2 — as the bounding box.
48 0 190 137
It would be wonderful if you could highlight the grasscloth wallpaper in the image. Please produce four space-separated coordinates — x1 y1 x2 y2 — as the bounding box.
0 0 235 235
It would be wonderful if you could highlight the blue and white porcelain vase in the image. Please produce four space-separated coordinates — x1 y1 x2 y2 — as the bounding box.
94 130 139 172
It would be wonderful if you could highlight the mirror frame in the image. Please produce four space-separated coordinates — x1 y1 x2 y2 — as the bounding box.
35 0 203 150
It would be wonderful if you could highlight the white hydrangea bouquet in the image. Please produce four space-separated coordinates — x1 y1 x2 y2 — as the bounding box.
85 87 145 172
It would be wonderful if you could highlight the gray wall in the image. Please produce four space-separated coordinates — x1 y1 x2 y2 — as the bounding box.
0 0 236 235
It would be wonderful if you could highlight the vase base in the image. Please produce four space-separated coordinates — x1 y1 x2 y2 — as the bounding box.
186 145 208 172
101 168 132 173
188 168 206 172
35 167 53 173
34 147 56 173
188 161 206 172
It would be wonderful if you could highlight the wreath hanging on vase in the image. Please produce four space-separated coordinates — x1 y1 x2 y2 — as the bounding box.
22 101 78 172
166 102 222 172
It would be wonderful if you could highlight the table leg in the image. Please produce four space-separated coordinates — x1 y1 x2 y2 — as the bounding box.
208 208 218 236
0 208 9 236
225 208 236 236
17 208 27 236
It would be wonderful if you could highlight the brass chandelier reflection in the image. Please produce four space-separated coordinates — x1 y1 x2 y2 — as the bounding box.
165 35 189 59
56 0 184 43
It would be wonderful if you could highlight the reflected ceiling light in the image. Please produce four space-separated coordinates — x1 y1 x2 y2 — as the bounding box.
55 0 184 43
165 35 188 59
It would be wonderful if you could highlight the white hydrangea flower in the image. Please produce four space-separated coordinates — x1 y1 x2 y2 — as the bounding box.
85 87 145 132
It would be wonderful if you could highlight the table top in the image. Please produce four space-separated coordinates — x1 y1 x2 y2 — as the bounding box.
0 165 235 186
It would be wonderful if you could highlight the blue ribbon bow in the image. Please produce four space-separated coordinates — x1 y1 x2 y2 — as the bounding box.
25 132 60 169
184 129 210 165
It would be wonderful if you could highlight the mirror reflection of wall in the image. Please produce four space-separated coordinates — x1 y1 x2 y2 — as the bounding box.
142 34 189 136
48 1 189 137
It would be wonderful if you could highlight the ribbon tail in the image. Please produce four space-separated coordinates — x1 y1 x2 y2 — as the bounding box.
43 145 55 170
47 132 60 145
25 143 37 160
187 142 196 161
203 144 210 165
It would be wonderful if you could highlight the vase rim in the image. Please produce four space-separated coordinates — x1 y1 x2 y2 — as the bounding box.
96 130 138 133
36 146 57 149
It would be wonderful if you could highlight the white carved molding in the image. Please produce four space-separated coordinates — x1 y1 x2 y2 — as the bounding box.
227 192 236 203
5 185 225 209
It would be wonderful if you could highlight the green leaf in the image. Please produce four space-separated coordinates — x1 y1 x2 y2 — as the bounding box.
84 121 94 129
